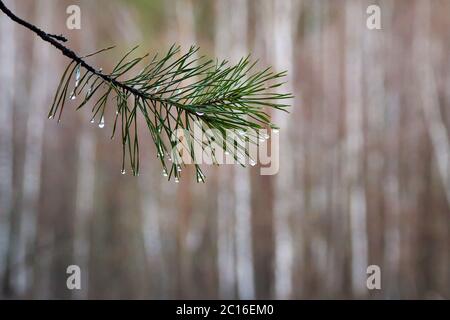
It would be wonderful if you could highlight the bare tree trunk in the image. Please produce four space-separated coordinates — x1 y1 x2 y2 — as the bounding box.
272 0 298 299
412 0 450 299
174 0 199 298
138 5 169 294
0 0 16 292
415 0 450 207
13 0 52 297
73 129 95 299
362 0 386 299
215 0 237 298
140 173 168 297
73 16 98 298
247 0 277 299
228 0 255 300
345 0 368 297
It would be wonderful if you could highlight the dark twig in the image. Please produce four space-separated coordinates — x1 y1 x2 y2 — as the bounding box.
48 33 68 42
0 0 146 98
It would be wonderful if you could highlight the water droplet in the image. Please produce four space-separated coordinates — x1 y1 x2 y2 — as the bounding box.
69 92 76 100
237 130 246 137
264 133 270 140
177 165 182 172
224 151 230 155
162 169 168 177
90 118 95 124
48 115 53 119
115 110 119 115
98 116 105 128
174 177 180 183
249 159 257 166
121 169 126 175
75 64 81 87
197 171 205 183
99 68 103 73
196 111 205 116
152 86 159 93
167 153 172 162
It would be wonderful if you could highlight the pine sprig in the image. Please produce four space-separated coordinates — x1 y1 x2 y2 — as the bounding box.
48 45 292 182
0 0 292 182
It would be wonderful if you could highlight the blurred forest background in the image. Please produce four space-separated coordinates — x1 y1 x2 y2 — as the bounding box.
1 0 450 299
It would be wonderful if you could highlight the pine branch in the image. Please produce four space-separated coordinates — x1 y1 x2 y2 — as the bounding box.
0 0 293 182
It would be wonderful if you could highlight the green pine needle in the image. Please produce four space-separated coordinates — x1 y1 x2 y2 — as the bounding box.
48 45 293 182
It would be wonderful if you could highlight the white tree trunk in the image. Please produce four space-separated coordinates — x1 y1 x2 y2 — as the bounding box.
14 0 53 296
215 0 236 298
415 0 450 207
229 0 255 300
272 0 297 299
73 21 98 297
0 0 16 280
345 0 368 296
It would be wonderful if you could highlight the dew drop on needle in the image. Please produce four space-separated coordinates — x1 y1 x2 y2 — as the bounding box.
98 116 105 128
74 64 81 87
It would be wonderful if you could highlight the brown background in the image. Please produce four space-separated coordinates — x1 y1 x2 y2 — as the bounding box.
0 0 449 299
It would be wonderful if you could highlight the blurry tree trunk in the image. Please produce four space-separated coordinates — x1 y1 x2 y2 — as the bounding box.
309 1 329 292
73 129 95 299
73 20 97 299
374 1 401 298
175 0 197 298
215 0 237 298
414 0 450 298
319 1 343 297
13 0 52 297
272 0 297 299
249 0 276 299
229 0 255 300
415 1 450 207
175 0 196 49
345 0 368 297
140 173 167 297
0 0 16 294
139 2 169 291
217 171 236 298
362 0 388 298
